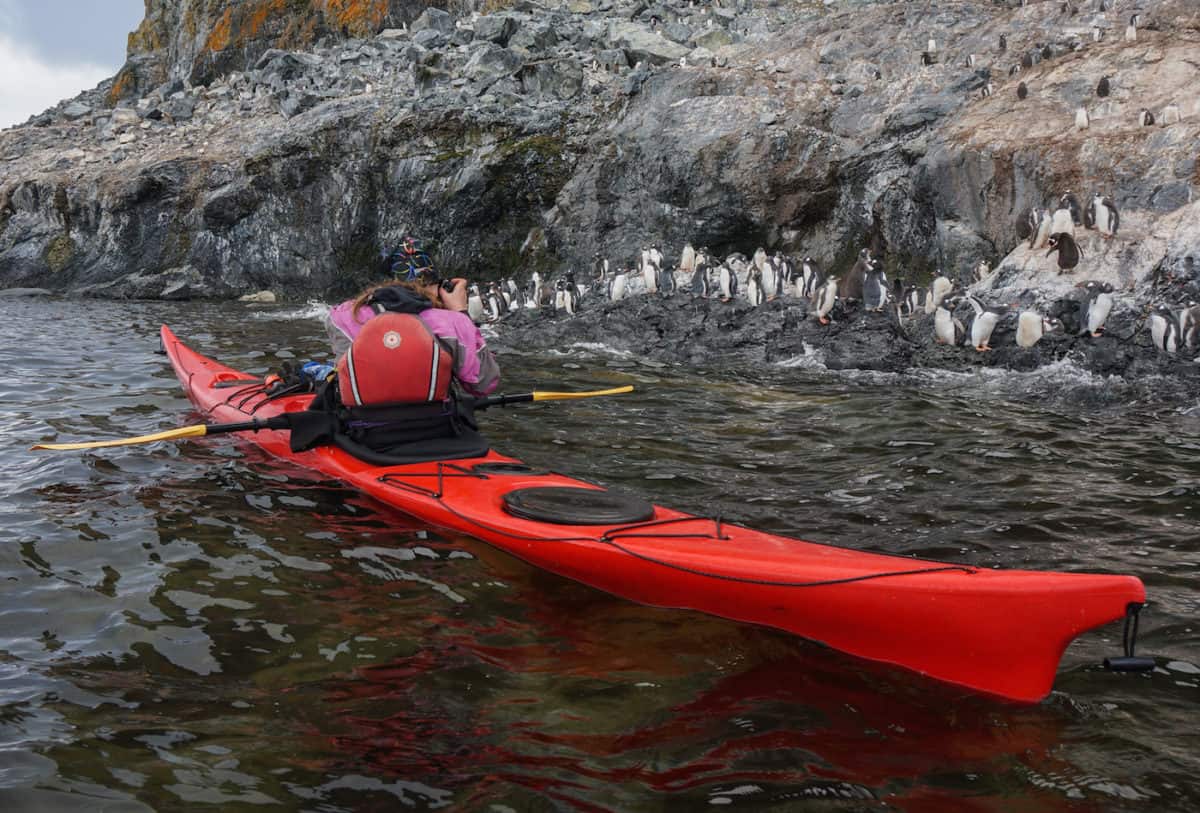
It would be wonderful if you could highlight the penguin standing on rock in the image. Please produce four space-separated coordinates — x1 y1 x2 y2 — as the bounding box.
1139 108 1155 126
691 252 711 298
1125 14 1138 43
1017 81 1028 100
1149 304 1182 352
1046 233 1083 273
838 248 872 302
1061 192 1084 226
966 296 1005 351
1078 281 1115 336
863 259 889 312
813 276 839 325
610 267 628 301
1017 310 1062 348
901 284 927 317
925 271 954 315
746 265 765 307
467 283 484 323
1075 107 1090 130
1096 75 1110 98
797 257 822 298
1086 192 1120 238
1161 103 1182 125
934 298 966 345
718 262 738 302
999 33 1007 53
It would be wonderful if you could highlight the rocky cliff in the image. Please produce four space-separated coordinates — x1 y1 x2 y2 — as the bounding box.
1 0 1198 319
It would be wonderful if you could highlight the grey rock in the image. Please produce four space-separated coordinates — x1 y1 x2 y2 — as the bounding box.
520 59 583 99
463 44 524 86
62 102 92 120
278 91 320 119
662 22 693 45
610 22 689 66
411 8 455 35
473 15 518 46
412 29 447 50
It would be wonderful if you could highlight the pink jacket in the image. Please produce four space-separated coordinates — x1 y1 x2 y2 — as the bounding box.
325 300 500 397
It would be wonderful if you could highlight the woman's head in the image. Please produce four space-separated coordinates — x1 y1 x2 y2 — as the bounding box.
351 279 443 317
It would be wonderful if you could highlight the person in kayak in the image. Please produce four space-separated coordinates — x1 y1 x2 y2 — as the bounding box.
324 260 500 399
298 246 499 463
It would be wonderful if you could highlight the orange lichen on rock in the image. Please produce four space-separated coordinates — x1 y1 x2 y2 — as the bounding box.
321 0 389 36
247 0 288 38
206 6 234 51
107 67 138 104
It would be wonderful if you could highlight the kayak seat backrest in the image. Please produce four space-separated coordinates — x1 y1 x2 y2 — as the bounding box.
502 486 655 525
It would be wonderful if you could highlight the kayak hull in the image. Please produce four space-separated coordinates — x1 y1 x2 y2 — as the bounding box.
160 325 1146 703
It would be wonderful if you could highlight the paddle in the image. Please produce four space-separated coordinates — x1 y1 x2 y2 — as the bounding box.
30 386 634 451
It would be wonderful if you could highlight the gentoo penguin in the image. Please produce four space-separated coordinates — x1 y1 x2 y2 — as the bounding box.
679 243 696 277
1092 25 1103 42
863 259 889 312
901 284 927 317
1075 107 1090 130
718 262 738 302
640 247 658 295
1017 81 1028 100
966 295 1005 351
485 284 504 321
1078 281 1115 336
1009 64 1022 77
921 51 935 66
1016 311 1062 348
934 298 966 345
772 253 793 298
610 267 628 301
1161 103 1182 125
1149 303 1182 353
746 265 765 306
1096 76 1110 98
690 253 711 298
925 271 954 315
1017 205 1046 247
974 259 991 282
1021 52 1036 70
759 252 777 301
649 244 664 273
797 257 822 298
1050 203 1076 237
530 270 544 307
657 261 675 295
1022 206 1053 249
753 246 768 273
1041 44 1053 61
838 248 872 302
1046 233 1083 273
999 34 1007 53
1179 302 1200 349
1088 192 1120 237
980 83 994 99
1138 108 1155 126
1125 14 1138 43
467 283 484 323
812 275 838 325
927 37 937 55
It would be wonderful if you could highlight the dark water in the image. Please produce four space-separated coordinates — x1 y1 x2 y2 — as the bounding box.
2 297 1198 812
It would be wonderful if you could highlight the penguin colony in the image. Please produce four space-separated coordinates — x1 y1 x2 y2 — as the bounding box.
467 2 1195 358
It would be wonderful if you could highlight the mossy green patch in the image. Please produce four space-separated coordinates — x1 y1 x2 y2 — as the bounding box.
44 234 74 273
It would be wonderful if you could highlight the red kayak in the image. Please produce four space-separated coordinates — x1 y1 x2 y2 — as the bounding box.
160 325 1146 703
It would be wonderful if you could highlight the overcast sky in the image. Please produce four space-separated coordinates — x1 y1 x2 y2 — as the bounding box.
0 0 145 129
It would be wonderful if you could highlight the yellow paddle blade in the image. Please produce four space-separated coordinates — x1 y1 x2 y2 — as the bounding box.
531 386 634 402
31 424 209 451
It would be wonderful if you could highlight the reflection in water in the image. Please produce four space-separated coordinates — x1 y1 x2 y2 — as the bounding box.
0 298 1197 810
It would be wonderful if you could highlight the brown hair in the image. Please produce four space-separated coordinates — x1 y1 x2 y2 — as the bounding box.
349 280 442 322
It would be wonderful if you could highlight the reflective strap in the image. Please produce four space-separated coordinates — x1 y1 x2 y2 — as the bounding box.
345 344 363 406
427 333 440 401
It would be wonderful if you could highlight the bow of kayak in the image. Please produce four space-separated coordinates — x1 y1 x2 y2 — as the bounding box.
160 324 1146 703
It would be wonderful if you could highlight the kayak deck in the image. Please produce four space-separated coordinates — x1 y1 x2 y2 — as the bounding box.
160 325 1146 703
